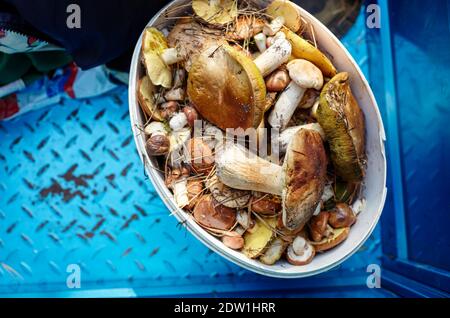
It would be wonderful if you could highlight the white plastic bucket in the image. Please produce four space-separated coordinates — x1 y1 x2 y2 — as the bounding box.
128 0 387 278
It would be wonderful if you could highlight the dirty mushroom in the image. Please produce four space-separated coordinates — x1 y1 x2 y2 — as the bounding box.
268 59 324 130
216 128 327 231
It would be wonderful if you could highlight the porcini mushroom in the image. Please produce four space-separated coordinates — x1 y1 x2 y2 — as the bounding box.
328 203 356 228
265 67 291 92
216 128 327 231
141 28 172 88
193 195 236 231
268 59 324 130
317 72 366 182
263 16 285 36
286 236 315 266
266 0 302 33
188 45 266 131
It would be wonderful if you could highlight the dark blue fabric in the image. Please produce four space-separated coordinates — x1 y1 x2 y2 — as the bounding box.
3 0 169 70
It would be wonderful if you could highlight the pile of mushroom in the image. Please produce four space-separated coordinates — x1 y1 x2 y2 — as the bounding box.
137 0 366 267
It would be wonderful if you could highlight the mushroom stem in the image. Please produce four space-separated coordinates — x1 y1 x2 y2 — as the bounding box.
253 37 292 77
263 16 285 36
254 33 267 53
268 82 305 129
161 48 183 65
216 144 283 195
268 59 324 129
172 178 189 208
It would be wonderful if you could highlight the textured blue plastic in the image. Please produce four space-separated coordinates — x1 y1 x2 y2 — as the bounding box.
0 7 385 297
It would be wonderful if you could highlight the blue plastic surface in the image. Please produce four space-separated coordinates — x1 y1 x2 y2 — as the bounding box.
0 6 389 297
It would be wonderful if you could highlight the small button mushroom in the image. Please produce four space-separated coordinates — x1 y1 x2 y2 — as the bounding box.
265 68 291 92
309 212 331 242
222 233 245 250
268 59 324 130
188 138 215 175
287 236 316 266
183 106 199 128
328 203 356 228
146 135 170 156
193 195 236 231
216 128 327 231
144 122 170 156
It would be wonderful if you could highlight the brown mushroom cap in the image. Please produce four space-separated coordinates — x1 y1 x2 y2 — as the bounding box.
282 129 328 231
309 211 330 242
193 195 236 231
167 18 225 72
251 193 282 216
137 76 163 121
328 203 357 228
312 227 350 252
187 45 266 131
